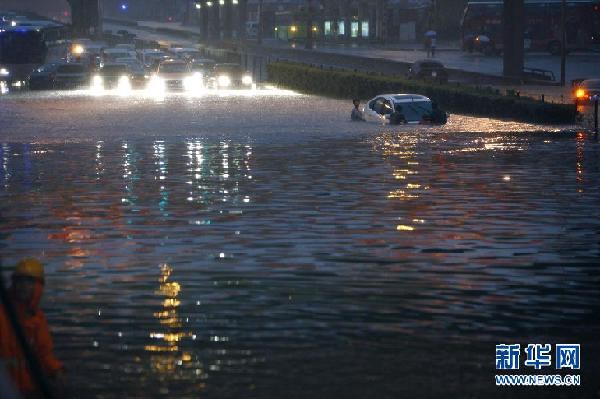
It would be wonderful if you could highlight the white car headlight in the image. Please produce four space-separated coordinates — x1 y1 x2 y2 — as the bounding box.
118 75 131 92
92 75 103 88
147 75 165 93
217 75 231 87
183 72 203 91
0 68 9 77
242 75 253 85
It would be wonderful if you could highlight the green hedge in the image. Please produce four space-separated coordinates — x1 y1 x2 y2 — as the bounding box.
267 62 577 124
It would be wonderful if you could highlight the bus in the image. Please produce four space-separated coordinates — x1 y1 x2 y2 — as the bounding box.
461 0 600 54
0 22 67 83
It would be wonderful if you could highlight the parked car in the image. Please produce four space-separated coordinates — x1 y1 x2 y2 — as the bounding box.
362 94 447 125
27 63 59 90
212 63 253 89
53 63 89 89
406 60 449 84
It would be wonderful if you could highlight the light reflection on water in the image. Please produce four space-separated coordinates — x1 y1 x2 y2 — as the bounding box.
0 95 599 398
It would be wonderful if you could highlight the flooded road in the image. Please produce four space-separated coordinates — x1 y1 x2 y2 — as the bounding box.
1 90 599 398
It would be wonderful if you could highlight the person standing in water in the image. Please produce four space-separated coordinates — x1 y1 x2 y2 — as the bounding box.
351 99 366 121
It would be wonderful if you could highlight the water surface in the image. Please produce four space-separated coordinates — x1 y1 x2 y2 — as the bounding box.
1 91 598 398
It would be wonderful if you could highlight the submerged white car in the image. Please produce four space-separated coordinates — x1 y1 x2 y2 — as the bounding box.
362 94 447 125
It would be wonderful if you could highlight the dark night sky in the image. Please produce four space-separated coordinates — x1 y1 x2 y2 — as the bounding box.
1 0 70 18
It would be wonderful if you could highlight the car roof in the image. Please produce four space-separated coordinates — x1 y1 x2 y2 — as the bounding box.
582 79 600 87
102 63 128 68
104 48 132 53
373 94 432 103
161 59 187 64
115 57 138 62
414 59 444 66
193 58 215 63
55 63 86 71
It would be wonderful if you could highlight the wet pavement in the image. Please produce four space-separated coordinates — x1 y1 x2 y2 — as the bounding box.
110 20 600 84
1 90 599 398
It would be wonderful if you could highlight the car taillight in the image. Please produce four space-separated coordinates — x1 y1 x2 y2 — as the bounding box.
575 88 587 98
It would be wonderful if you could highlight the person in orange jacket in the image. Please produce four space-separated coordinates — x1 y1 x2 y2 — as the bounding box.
0 258 65 398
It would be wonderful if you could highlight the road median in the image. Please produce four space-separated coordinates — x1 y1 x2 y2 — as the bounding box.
267 61 577 124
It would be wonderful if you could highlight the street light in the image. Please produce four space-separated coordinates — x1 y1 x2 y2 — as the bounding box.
560 0 566 86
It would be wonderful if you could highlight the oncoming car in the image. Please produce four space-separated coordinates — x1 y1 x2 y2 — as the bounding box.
212 63 253 89
156 60 196 91
363 94 448 125
91 63 132 91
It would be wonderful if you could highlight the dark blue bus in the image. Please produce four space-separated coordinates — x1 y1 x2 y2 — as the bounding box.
0 23 67 83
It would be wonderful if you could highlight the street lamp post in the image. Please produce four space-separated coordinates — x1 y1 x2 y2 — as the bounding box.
306 0 314 49
257 0 263 45
238 0 247 43
560 0 566 86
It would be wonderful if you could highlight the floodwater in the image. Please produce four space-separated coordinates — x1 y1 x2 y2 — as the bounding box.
1 90 599 399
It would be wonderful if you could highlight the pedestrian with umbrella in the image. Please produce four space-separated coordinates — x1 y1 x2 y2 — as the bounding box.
425 30 437 58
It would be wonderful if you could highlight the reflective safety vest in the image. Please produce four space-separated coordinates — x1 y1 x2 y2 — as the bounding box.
0 297 63 394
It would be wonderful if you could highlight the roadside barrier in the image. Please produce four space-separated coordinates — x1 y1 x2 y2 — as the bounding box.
267 61 577 124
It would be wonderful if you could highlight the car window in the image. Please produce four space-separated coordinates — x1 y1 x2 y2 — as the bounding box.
36 64 56 73
373 99 384 114
101 65 129 74
421 62 442 69
215 64 243 75
394 101 433 122
380 100 393 115
57 64 85 73
160 63 189 73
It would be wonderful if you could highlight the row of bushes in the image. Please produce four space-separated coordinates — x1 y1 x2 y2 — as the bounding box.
267 62 577 124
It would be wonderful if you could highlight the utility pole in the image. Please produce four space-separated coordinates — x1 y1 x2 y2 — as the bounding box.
502 0 524 78
257 0 263 45
238 0 247 43
199 1 209 42
560 0 567 86
305 0 313 49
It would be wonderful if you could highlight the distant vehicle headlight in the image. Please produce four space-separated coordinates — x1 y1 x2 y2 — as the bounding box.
0 68 9 77
147 75 165 93
218 75 231 87
183 72 203 91
72 44 85 55
118 75 131 91
92 75 103 89
242 75 253 85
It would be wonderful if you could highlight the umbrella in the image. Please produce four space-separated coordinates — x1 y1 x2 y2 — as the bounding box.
425 30 437 37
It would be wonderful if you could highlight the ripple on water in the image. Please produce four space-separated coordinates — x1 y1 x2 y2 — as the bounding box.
0 93 598 398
